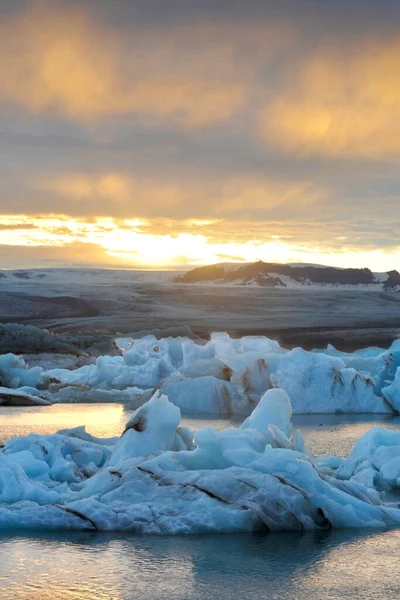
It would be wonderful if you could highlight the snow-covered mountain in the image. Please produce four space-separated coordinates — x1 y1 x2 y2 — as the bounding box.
1 264 399 290
177 261 400 290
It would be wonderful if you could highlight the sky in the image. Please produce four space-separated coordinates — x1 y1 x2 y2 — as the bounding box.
1 0 400 271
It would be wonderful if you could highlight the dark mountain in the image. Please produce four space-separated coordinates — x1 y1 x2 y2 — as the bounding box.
177 264 226 283
177 260 400 290
385 270 400 291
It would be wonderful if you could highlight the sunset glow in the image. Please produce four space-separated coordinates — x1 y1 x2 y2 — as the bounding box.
0 1 399 271
1 215 400 271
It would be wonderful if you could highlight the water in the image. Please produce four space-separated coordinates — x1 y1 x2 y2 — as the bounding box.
1 529 400 599
1 405 400 599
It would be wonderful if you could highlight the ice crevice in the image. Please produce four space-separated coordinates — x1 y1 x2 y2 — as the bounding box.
2 389 400 533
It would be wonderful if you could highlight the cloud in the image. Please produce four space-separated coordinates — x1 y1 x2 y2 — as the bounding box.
32 171 327 220
39 174 132 203
262 34 400 160
0 214 399 270
1 1 400 271
0 1 292 127
0 242 121 269
34 173 191 216
214 178 325 216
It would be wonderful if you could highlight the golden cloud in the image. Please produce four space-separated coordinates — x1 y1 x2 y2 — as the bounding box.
33 170 326 219
262 36 400 159
0 2 291 127
0 214 399 270
40 174 132 203
36 173 189 211
215 178 324 214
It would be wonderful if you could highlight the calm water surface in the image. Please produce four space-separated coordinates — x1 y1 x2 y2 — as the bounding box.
1 529 400 600
1 404 400 599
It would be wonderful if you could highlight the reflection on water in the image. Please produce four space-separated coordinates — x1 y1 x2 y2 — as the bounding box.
1 528 400 600
0 404 237 446
0 404 127 444
292 413 400 457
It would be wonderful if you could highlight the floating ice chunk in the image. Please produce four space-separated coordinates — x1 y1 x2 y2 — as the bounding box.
114 337 135 353
291 429 309 455
123 335 181 371
346 339 400 394
0 429 113 508
23 353 84 371
1 330 400 416
268 424 291 448
56 426 118 447
0 387 52 406
315 455 344 474
190 425 271 470
227 352 271 402
174 426 195 451
241 389 292 438
272 348 388 413
336 427 400 489
209 332 281 360
181 338 214 367
382 367 400 412
1 393 400 533
183 358 232 381
4 450 50 480
108 393 182 465
158 373 248 415
0 354 44 389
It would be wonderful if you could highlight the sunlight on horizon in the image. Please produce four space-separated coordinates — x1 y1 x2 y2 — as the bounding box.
0 215 399 271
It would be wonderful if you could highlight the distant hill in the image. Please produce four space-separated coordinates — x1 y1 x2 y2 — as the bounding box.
176 261 400 290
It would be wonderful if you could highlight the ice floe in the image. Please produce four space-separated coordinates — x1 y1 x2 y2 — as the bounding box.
1 390 400 533
0 387 52 406
1 330 400 415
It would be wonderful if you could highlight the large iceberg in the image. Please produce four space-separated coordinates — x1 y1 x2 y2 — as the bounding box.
1 331 400 415
1 390 400 534
0 387 52 406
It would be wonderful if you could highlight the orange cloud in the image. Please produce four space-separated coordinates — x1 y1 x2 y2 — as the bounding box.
0 2 291 127
262 35 400 159
39 174 132 203
215 178 324 214
0 214 399 270
36 173 189 212
33 171 326 219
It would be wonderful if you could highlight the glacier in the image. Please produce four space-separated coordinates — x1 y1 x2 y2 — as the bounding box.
1 390 400 533
1 329 400 413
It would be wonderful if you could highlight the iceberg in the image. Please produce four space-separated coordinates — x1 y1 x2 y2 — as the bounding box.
0 387 52 406
1 390 400 534
1 330 400 415
336 426 400 490
0 353 44 389
382 368 400 412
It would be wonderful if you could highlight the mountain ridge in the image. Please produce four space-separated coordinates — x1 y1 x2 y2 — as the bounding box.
176 261 400 290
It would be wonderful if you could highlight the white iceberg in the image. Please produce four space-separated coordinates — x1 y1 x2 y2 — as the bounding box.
1 390 400 534
336 426 400 490
241 388 292 438
1 331 400 415
382 368 400 412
